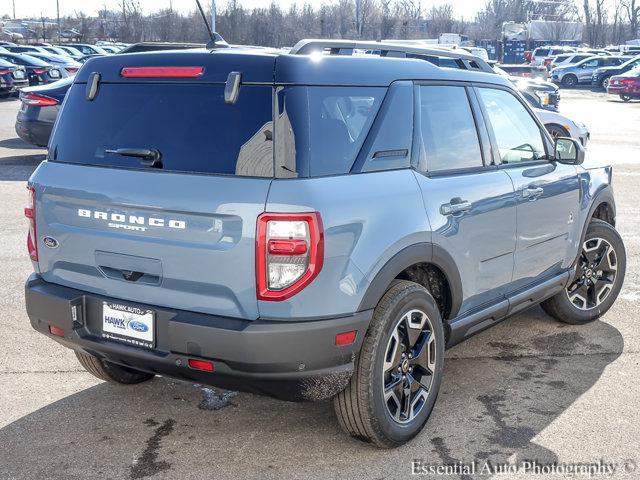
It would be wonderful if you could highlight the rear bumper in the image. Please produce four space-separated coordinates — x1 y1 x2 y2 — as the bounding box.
25 274 371 401
15 118 53 148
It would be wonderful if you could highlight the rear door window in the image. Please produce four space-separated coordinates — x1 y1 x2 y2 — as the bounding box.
535 48 549 57
49 83 274 176
416 85 483 173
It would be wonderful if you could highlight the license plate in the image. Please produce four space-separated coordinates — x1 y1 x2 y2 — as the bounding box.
12 70 25 79
102 302 155 348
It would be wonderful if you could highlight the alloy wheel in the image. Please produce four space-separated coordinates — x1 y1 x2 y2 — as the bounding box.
566 237 618 310
382 309 436 424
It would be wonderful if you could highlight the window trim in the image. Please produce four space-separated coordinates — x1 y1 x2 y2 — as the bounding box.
472 84 555 169
411 81 490 177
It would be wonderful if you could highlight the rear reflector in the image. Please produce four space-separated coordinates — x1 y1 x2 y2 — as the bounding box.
188 358 215 372
120 66 204 78
24 186 38 262
335 330 357 346
49 325 64 337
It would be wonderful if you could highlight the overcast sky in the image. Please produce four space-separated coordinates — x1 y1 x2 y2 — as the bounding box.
2 0 482 20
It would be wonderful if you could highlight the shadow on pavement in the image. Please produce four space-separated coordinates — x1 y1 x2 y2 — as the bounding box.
0 137 43 150
0 153 43 181
0 312 624 480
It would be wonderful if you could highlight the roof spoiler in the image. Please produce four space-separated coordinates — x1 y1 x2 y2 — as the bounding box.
290 39 494 74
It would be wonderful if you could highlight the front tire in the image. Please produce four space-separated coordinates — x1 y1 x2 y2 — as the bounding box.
541 220 626 324
620 94 632 102
545 124 570 141
561 74 578 87
75 351 155 384
333 280 445 448
602 77 610 90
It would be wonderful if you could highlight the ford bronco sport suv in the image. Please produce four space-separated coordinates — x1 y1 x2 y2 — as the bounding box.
24 40 626 448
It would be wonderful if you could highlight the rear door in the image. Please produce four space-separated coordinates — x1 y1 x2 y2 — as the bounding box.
30 54 276 319
412 84 517 315
475 86 580 291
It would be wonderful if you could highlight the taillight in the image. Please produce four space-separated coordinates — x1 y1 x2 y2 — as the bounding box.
24 186 38 262
21 93 59 107
65 67 79 73
32 68 47 74
256 212 324 301
0 69 9 75
120 66 204 78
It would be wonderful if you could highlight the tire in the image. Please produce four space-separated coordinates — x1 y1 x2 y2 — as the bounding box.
75 351 155 384
561 74 578 87
620 94 632 102
545 124 570 140
601 77 610 90
333 280 445 448
541 220 626 325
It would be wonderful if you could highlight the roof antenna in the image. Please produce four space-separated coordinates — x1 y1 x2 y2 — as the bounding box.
195 0 217 49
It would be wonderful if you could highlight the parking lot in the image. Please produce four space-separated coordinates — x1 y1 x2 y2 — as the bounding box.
0 89 639 480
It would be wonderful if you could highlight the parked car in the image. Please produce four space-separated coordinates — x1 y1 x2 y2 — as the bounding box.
4 45 48 54
591 55 640 89
494 65 560 111
548 53 594 71
530 45 576 66
118 42 207 54
54 45 84 59
24 40 626 448
0 46 8 53
66 43 108 55
15 77 72 146
0 58 28 98
496 63 548 80
26 52 81 77
99 45 122 54
0 52 62 85
551 56 628 87
41 45 77 58
607 67 640 102
533 107 590 145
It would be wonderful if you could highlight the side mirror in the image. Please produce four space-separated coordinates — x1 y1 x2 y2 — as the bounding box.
554 137 585 165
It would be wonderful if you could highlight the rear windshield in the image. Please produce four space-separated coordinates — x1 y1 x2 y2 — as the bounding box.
534 48 549 56
49 83 274 176
276 86 386 177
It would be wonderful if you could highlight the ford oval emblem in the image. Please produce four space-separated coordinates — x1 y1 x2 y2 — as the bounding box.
43 236 59 249
129 320 149 333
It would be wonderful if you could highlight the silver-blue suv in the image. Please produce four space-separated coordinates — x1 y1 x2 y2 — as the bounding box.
24 40 626 447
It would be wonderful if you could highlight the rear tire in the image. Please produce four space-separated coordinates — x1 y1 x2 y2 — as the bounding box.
602 77 610 90
75 351 155 384
541 220 626 325
620 94 632 102
561 74 578 87
333 280 445 448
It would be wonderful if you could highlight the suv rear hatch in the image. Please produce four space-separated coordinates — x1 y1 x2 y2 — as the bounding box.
29 51 277 319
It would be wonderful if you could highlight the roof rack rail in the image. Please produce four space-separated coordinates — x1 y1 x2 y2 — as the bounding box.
289 39 495 74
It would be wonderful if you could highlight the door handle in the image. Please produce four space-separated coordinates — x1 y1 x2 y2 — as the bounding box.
440 199 472 216
522 186 544 200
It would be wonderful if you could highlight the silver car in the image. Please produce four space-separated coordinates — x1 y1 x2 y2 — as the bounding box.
551 56 627 87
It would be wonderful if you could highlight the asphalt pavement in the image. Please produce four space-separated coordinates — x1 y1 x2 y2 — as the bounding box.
0 90 639 480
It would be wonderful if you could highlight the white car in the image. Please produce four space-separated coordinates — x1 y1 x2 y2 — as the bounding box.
534 108 590 146
549 53 595 70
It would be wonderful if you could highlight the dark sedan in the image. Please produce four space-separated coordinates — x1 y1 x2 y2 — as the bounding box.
0 52 62 86
591 55 640 90
15 77 72 147
0 58 29 98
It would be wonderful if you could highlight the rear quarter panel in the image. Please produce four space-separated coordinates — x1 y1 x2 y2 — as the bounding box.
261 169 429 319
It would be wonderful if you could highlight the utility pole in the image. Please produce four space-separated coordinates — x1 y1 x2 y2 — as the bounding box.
211 0 216 32
56 0 61 43
12 0 16 19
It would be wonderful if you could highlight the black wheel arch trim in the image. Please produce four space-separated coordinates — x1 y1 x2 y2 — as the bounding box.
574 187 616 265
358 242 464 320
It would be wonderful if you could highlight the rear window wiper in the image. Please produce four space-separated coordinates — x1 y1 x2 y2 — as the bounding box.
105 148 163 168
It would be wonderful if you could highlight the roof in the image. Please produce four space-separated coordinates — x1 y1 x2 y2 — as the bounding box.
73 45 512 88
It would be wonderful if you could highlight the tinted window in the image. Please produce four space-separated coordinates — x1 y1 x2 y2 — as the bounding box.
478 88 546 164
554 55 570 62
535 48 549 56
49 83 274 176
417 86 482 172
0 53 49 67
276 86 385 177
582 59 600 68
605 58 622 66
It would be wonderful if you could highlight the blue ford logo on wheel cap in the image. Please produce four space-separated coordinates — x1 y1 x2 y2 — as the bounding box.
43 236 59 249
129 321 149 333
